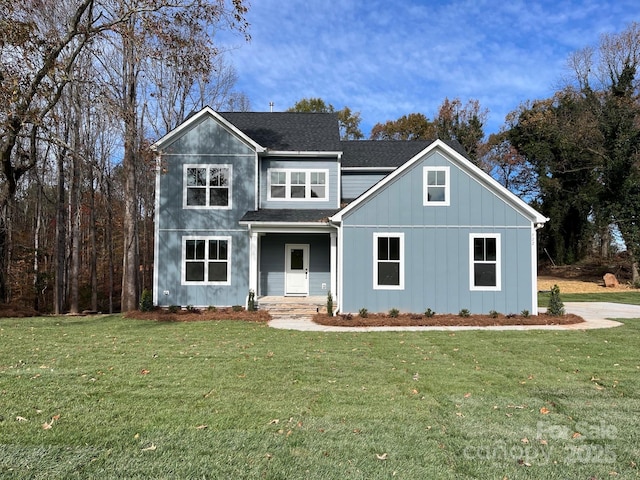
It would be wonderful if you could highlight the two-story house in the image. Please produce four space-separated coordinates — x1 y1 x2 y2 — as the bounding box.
152 107 547 315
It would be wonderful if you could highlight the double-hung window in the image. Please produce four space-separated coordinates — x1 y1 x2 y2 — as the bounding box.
268 169 328 201
184 164 231 208
423 166 450 205
182 236 231 284
470 234 501 290
373 233 404 289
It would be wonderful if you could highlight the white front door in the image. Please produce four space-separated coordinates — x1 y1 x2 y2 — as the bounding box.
285 244 309 295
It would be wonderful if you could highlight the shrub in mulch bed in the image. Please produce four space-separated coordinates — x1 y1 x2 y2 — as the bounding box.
313 312 585 327
125 307 271 323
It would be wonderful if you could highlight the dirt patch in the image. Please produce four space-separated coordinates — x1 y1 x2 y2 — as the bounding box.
313 312 584 327
0 303 40 318
125 307 271 323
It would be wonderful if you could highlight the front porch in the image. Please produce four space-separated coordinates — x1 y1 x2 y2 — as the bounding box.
241 209 339 308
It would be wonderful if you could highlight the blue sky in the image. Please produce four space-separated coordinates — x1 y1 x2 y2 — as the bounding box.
219 1 638 137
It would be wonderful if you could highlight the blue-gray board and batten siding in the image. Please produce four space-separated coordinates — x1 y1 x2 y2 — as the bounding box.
339 150 536 315
154 114 257 307
259 233 331 296
259 157 340 209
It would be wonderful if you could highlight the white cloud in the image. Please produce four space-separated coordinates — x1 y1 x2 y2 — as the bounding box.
219 0 639 136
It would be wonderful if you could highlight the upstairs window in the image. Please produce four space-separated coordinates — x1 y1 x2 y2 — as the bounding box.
373 233 404 290
268 169 328 201
183 236 231 284
423 166 450 206
470 234 501 291
184 164 231 209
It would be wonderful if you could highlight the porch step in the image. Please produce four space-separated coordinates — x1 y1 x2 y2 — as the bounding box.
258 296 328 318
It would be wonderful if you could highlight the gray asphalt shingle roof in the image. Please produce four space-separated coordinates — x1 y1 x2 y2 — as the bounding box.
340 140 436 168
219 112 341 152
240 209 339 224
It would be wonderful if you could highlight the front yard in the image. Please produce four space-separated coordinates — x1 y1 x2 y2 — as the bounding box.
0 312 639 479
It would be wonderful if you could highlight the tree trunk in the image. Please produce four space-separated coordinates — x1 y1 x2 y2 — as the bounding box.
120 24 140 312
54 144 68 315
69 97 82 314
89 174 98 312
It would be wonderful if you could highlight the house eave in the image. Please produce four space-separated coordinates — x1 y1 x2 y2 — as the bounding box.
262 150 342 158
341 166 396 172
240 220 335 234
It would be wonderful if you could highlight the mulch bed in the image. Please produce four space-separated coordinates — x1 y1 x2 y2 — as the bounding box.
313 312 585 327
124 307 271 323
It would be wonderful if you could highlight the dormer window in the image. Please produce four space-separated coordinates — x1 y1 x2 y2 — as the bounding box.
423 166 450 206
268 169 328 201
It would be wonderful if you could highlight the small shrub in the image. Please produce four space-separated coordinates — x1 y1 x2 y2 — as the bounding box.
521 309 530 318
186 305 200 313
139 289 154 312
168 305 180 314
327 292 334 317
340 313 353 321
547 284 565 316
459 308 471 318
424 308 435 318
232 305 244 312
207 305 217 312
388 308 399 318
359 307 368 318
247 290 256 311
489 309 499 319
506 313 516 318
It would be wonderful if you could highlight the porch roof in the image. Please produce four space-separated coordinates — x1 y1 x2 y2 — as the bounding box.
240 209 340 224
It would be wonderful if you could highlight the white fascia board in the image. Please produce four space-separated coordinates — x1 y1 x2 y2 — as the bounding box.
239 222 336 234
330 139 548 225
262 150 342 158
341 166 396 172
151 106 265 153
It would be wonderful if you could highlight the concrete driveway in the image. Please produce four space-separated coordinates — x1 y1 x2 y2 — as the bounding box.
268 302 638 332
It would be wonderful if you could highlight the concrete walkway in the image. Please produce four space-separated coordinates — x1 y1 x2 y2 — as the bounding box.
267 302 640 332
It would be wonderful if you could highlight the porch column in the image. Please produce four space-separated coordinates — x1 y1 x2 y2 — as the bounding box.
249 230 258 296
330 231 337 304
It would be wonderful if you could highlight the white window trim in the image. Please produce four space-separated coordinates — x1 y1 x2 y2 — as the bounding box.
423 166 450 206
267 168 329 201
181 235 232 285
373 232 405 290
469 233 501 291
183 164 232 210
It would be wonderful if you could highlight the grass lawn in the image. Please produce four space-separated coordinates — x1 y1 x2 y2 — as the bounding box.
1 315 639 479
539 290 640 306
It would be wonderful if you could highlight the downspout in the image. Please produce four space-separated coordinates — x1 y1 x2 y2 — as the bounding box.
328 218 340 314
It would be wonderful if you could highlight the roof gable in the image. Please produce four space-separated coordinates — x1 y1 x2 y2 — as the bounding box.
331 139 547 224
151 106 264 152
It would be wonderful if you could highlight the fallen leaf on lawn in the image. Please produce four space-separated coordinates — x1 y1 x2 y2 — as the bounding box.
539 407 550 415
141 444 156 452
16 416 28 422
456 412 464 417
134 433 140 439
52 414 61 421
269 419 279 425
572 432 581 439
42 421 53 430
517 458 531 467
521 437 529 444
195 425 207 430
376 453 388 460
411 389 419 395
539 439 548 445
140 369 150 375
464 392 471 398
